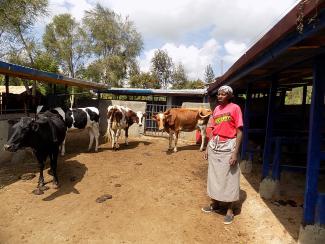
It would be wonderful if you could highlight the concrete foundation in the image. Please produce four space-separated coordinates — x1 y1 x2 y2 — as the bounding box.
259 177 280 199
240 160 253 174
298 225 325 244
0 120 13 164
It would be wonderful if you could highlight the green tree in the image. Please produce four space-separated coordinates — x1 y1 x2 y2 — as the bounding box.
151 49 173 89
0 0 48 93
83 4 143 86
204 64 215 83
171 63 188 89
43 13 87 78
129 72 160 89
186 79 205 89
0 0 48 64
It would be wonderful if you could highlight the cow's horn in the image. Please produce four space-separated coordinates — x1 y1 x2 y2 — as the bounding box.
199 110 211 118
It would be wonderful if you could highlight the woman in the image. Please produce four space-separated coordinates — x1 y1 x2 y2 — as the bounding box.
202 85 243 225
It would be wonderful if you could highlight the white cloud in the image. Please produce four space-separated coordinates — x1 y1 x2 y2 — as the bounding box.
223 40 247 65
139 39 221 80
38 0 299 79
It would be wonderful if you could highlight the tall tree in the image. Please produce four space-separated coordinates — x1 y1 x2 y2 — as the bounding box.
171 63 188 89
129 72 160 89
204 64 215 83
0 0 48 93
43 13 87 78
151 49 173 89
0 0 48 64
83 4 143 86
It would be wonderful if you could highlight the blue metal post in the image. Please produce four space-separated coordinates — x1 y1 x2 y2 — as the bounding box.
241 85 252 160
271 137 282 180
315 194 325 224
303 54 325 225
262 79 278 178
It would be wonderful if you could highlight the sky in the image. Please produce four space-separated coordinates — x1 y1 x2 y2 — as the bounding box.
38 0 299 80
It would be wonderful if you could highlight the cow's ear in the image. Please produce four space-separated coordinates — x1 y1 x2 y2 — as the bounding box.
30 121 40 132
143 113 147 118
152 114 157 120
166 114 175 125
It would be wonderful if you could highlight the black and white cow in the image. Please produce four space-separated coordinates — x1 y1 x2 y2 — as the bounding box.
37 106 100 155
4 111 66 194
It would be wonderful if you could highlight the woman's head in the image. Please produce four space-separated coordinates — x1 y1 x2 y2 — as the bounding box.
217 85 233 105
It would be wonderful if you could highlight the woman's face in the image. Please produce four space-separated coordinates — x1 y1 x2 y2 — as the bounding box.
217 91 231 105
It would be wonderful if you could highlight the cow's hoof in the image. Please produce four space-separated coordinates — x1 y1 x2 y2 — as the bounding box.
199 148 204 152
47 169 53 176
173 148 178 153
52 183 60 189
39 185 49 191
32 188 44 195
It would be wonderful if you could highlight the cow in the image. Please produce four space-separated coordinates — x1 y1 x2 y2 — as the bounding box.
153 108 212 152
37 105 100 155
106 105 145 150
4 111 66 194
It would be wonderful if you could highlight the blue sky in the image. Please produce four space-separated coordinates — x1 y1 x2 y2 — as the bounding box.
37 0 299 80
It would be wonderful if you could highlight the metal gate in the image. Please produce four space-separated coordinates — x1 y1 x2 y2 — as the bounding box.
145 103 180 136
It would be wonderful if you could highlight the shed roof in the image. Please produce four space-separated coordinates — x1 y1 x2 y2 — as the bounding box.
208 0 325 95
0 60 109 90
102 88 207 96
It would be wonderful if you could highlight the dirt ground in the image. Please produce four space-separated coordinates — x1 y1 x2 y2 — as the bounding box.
0 132 303 243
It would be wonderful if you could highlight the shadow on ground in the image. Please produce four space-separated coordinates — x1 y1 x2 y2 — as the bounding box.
242 162 308 241
42 159 87 201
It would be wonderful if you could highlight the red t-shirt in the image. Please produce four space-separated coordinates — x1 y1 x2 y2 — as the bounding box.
209 102 243 141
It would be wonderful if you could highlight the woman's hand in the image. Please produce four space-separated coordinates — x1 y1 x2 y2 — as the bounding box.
229 153 238 165
203 149 208 160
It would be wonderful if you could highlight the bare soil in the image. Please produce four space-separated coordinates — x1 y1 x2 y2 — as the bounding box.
0 133 302 243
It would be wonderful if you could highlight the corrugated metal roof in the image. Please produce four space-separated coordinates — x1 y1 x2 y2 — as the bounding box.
0 60 109 90
103 88 207 96
208 0 325 94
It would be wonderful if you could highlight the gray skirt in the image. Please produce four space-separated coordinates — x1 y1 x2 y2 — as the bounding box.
207 136 240 202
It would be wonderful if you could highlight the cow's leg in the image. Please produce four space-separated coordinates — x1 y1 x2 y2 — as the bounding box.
174 131 179 152
110 129 115 149
50 147 59 189
125 127 129 145
106 119 111 142
33 155 48 195
38 160 45 188
115 129 121 149
61 137 66 156
92 124 100 152
199 125 207 151
88 127 94 151
168 132 173 150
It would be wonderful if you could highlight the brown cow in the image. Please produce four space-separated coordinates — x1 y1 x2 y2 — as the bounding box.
107 105 143 150
153 108 212 152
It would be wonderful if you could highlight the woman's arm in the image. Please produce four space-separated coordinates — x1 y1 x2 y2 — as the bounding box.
229 127 243 165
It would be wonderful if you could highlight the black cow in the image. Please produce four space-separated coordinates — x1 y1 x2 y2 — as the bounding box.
4 111 66 195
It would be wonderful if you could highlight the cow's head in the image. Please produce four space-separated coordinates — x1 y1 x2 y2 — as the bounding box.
4 117 38 152
152 112 171 131
136 111 146 127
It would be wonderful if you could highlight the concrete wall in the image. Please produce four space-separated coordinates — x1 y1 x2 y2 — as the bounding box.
0 120 13 164
99 100 147 137
180 102 212 142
